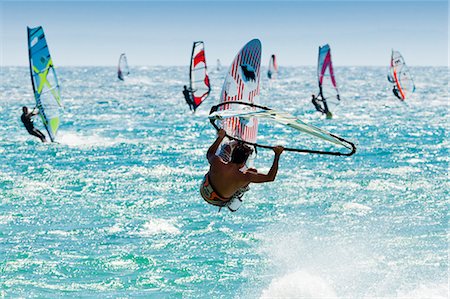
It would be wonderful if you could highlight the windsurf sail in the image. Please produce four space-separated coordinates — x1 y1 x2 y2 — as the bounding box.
317 44 340 102
217 39 261 147
216 59 222 71
210 101 355 156
388 49 415 100
267 54 277 79
27 26 63 142
189 41 211 111
118 53 129 81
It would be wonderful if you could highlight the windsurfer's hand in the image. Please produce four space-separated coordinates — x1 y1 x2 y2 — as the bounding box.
273 146 284 155
246 168 258 174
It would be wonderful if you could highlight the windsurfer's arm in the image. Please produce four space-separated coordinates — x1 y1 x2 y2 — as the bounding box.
245 168 257 174
25 108 38 118
246 146 283 183
207 129 226 163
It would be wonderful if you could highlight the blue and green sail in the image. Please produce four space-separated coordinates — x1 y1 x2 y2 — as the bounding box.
27 26 63 142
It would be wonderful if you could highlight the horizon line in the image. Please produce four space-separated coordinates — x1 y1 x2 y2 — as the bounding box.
1 64 447 68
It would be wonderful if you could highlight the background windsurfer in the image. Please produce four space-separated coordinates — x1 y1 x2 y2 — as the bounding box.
311 94 324 113
182 85 194 111
267 54 276 79
312 94 333 119
21 106 46 142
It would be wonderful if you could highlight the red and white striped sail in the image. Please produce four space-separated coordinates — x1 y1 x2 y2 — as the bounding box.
219 39 261 145
189 41 210 111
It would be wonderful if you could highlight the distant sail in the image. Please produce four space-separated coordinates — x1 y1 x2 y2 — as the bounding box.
118 53 129 81
216 59 222 71
189 41 211 111
27 26 63 142
317 44 340 102
267 54 277 79
388 50 415 100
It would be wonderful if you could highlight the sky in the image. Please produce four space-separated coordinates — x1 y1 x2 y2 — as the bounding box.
0 1 448 66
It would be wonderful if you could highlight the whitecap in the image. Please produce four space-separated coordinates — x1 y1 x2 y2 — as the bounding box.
136 218 180 236
260 270 337 298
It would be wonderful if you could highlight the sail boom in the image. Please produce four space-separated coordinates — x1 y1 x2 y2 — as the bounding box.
210 108 350 148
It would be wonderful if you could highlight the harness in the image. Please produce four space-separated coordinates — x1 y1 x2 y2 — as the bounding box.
200 175 246 212
200 175 230 207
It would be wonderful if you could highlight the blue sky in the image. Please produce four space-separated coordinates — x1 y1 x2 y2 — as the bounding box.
0 1 447 66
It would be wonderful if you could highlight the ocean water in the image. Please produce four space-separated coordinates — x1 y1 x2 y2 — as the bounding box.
0 66 448 298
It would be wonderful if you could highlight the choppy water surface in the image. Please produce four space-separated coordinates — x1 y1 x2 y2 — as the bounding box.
0 66 447 298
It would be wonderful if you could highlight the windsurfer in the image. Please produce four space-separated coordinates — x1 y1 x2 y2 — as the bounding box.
182 85 194 111
268 54 276 79
392 86 402 100
200 129 284 211
311 94 324 113
312 94 332 119
21 106 46 142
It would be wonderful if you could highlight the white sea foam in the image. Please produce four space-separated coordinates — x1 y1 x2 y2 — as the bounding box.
0 214 15 224
342 202 372 213
329 202 372 216
3 277 124 292
395 283 448 299
136 218 180 236
57 131 130 147
106 223 123 234
260 270 337 298
107 259 137 270
46 230 74 237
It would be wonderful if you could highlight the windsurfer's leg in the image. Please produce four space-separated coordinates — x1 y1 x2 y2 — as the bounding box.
28 130 41 141
393 88 401 100
189 96 195 110
32 129 46 142
185 96 194 111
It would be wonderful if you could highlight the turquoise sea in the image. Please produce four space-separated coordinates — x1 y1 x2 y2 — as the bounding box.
0 66 448 298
